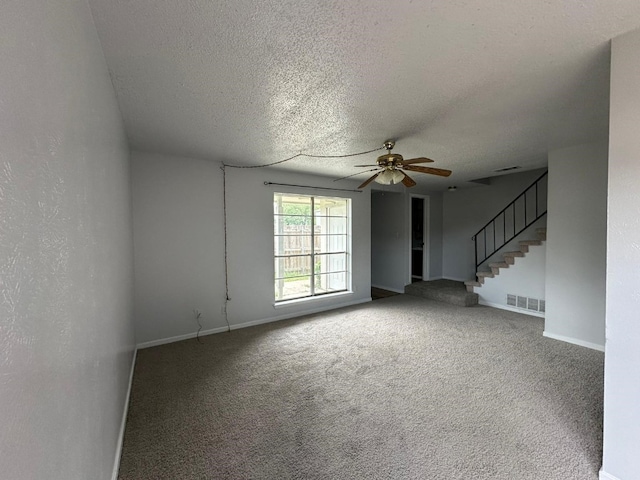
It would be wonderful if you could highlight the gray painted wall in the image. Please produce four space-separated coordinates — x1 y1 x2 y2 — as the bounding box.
442 169 547 281
132 152 226 344
0 1 135 479
429 193 444 279
370 188 443 291
602 27 640 480
132 153 371 345
371 191 406 292
544 143 607 350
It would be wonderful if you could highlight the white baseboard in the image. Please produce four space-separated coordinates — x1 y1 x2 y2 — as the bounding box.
543 331 605 352
442 276 468 282
137 326 230 349
599 469 621 480
371 284 405 294
136 297 372 349
478 300 545 318
427 276 444 281
112 348 137 480
230 297 372 331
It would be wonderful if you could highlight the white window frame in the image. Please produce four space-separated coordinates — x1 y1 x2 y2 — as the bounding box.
274 193 352 303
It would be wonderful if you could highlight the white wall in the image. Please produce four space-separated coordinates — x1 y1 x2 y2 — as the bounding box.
544 143 607 351
371 191 406 292
132 154 371 345
477 242 546 316
601 28 640 480
0 2 135 479
429 193 444 279
132 152 226 344
442 169 547 281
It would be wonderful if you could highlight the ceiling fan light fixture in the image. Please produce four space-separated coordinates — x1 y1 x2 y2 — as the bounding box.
391 169 405 184
375 169 395 185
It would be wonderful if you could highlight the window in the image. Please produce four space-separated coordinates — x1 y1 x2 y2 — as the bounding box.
274 193 351 302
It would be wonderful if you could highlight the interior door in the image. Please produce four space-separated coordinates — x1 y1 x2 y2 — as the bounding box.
411 197 424 282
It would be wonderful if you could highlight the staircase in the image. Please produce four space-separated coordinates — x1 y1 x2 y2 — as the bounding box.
464 228 546 292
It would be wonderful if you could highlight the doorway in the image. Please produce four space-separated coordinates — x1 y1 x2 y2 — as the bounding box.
410 196 429 283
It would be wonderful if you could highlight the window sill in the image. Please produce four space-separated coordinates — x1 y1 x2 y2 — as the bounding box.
274 290 353 309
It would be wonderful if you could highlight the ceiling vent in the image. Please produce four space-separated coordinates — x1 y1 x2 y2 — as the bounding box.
494 166 522 173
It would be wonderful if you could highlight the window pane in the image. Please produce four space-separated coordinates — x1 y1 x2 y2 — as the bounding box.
315 216 346 234
275 255 312 279
314 197 348 216
274 193 350 303
275 275 311 301
274 216 312 234
314 253 346 274
314 234 346 253
314 272 347 294
274 194 312 214
274 235 312 255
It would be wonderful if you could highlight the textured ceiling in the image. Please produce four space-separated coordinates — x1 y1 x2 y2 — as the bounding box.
88 0 640 190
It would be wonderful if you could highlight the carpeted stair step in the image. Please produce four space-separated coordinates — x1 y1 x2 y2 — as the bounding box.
537 228 547 241
405 279 478 307
489 262 509 275
503 251 525 264
519 239 542 253
476 271 494 279
464 280 481 292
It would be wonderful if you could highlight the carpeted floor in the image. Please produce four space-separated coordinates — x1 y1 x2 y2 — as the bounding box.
371 287 399 300
118 295 604 479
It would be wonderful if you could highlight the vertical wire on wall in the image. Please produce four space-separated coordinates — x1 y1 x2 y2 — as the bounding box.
221 164 231 332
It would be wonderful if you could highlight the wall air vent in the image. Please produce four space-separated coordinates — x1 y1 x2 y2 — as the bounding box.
508 294 545 314
494 166 522 173
517 296 527 309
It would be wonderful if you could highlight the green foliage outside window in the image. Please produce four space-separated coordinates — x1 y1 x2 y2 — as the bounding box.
281 203 311 225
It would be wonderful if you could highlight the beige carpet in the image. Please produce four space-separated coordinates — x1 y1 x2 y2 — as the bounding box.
118 295 604 479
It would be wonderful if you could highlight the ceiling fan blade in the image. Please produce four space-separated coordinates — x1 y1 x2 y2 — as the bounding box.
333 168 379 182
400 157 435 165
401 172 417 187
358 172 381 189
402 164 452 177
353 164 379 167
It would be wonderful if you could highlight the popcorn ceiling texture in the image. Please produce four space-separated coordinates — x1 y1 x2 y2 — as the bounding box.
0 1 135 478
87 0 640 187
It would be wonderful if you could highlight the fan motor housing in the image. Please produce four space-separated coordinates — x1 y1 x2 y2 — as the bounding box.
377 153 403 167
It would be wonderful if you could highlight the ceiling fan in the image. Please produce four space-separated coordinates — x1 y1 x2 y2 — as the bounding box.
337 140 452 189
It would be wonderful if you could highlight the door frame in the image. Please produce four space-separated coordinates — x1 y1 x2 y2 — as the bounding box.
408 194 430 284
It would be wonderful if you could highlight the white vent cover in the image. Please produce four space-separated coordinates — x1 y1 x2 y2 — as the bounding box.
517 296 527 309
507 294 545 313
